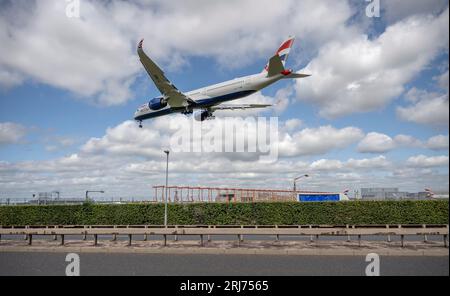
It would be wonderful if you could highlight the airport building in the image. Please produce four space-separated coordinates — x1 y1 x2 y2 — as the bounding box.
360 188 430 200
361 188 402 200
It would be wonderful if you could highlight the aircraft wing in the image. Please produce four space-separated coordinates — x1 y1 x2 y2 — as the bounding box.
210 103 272 111
137 39 195 108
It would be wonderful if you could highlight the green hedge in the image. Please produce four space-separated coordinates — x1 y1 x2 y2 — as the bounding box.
0 200 448 226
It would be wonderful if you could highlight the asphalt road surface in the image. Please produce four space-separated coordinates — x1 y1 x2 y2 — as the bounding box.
0 252 447 276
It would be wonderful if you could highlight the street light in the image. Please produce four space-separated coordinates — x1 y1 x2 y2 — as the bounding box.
85 190 104 202
164 150 170 226
293 174 309 192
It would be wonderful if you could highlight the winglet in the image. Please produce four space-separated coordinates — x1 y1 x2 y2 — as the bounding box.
138 39 144 50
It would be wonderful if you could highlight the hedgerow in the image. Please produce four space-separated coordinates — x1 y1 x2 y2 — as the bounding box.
0 200 447 226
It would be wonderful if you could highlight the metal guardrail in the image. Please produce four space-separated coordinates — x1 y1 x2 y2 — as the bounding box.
0 224 448 248
1 224 448 229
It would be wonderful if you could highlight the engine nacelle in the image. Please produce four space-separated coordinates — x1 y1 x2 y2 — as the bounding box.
194 110 211 121
148 97 167 110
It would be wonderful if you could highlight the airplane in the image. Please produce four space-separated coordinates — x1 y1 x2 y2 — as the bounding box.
424 188 449 199
134 36 310 127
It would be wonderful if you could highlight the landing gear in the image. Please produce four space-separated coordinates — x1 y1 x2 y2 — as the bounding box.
182 108 193 115
203 110 215 121
138 121 143 128
194 110 215 121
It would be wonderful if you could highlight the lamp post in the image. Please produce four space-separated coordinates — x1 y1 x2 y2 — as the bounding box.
85 190 104 202
293 174 309 193
164 150 170 226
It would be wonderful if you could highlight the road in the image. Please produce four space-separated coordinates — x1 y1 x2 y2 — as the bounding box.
0 252 447 276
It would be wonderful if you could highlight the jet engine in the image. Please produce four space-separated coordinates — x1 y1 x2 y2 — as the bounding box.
148 97 167 110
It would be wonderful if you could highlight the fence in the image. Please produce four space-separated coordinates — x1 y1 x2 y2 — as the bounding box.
152 185 344 203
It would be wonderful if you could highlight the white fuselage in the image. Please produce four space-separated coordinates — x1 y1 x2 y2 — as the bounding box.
185 72 282 101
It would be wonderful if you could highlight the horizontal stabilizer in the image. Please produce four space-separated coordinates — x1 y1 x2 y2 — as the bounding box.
283 72 312 79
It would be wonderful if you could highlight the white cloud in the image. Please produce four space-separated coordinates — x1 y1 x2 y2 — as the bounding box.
403 87 436 103
309 155 390 172
278 125 364 157
0 69 23 88
58 137 76 147
347 155 390 169
0 122 27 145
397 93 449 127
383 0 449 23
357 132 449 153
393 134 423 148
357 132 396 153
407 155 449 167
426 135 449 151
397 68 449 128
296 8 449 118
284 118 303 132
0 1 139 106
81 120 169 158
397 69 449 128
435 70 449 91
44 136 77 152
310 159 343 171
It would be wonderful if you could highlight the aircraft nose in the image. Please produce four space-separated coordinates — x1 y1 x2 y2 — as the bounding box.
134 109 143 120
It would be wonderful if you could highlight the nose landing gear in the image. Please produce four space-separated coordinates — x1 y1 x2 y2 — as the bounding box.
138 121 143 128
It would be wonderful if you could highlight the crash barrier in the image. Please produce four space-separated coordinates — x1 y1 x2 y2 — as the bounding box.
0 224 448 248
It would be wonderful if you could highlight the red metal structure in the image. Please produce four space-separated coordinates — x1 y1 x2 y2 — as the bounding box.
152 185 340 203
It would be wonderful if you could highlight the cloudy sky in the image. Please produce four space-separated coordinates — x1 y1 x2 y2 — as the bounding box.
0 0 449 200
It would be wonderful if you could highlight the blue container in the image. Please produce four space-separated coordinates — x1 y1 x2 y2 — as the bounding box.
298 194 340 202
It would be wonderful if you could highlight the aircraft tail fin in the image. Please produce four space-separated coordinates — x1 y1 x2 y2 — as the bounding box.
266 54 285 77
263 36 295 73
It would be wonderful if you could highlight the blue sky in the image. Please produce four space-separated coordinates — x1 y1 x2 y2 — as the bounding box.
0 0 448 199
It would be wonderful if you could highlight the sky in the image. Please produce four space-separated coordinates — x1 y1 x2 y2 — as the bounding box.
0 0 449 200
